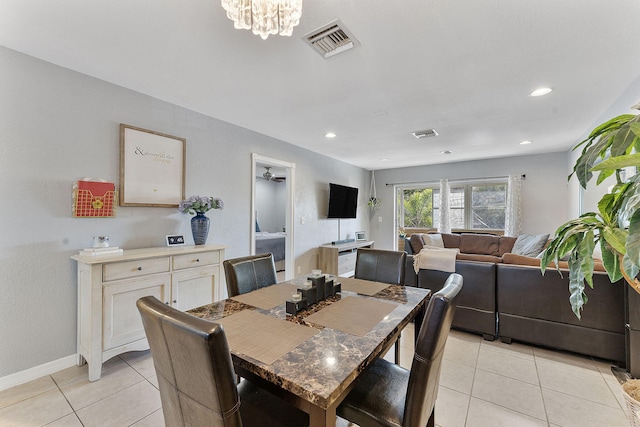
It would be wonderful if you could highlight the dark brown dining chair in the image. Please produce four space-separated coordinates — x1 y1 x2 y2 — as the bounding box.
136 296 308 427
337 273 463 427
354 248 407 285
354 248 407 362
223 253 278 297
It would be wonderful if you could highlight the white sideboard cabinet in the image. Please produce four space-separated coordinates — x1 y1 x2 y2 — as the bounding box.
72 245 226 381
318 240 374 277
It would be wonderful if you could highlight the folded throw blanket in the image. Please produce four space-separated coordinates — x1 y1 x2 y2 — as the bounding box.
413 246 459 273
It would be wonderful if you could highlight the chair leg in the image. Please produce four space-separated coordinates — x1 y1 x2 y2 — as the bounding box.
394 339 400 364
427 409 435 427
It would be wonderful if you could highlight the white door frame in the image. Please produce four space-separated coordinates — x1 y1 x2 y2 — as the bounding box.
251 153 295 280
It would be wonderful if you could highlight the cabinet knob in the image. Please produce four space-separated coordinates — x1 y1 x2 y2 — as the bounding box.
137 267 142 271
195 258 200 262
173 300 177 304
165 301 169 305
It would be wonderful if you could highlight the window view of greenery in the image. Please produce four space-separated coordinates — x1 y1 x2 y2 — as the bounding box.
471 184 507 229
396 182 507 233
397 188 434 228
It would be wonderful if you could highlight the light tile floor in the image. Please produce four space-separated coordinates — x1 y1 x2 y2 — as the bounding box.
0 324 633 426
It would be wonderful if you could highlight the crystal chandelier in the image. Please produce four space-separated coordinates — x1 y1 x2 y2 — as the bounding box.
221 0 303 40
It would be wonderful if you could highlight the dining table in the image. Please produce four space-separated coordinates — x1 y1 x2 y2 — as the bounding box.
188 276 431 427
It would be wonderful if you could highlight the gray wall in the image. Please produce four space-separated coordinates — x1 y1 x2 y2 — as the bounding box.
0 46 370 378
370 152 570 250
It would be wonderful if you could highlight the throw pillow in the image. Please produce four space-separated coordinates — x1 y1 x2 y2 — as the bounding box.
511 233 549 258
409 234 424 253
422 233 444 248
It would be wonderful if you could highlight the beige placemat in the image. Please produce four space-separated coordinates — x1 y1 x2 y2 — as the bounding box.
304 296 397 337
339 277 390 296
217 310 318 365
230 283 300 310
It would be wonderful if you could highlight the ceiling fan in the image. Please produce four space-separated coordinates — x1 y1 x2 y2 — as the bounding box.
262 167 285 182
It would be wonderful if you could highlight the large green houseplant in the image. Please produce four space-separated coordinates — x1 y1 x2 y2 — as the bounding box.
540 103 640 319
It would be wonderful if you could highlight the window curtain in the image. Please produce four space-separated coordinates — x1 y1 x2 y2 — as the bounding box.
438 179 451 233
504 175 522 237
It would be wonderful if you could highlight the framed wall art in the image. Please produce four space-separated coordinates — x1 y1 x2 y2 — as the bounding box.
119 124 186 207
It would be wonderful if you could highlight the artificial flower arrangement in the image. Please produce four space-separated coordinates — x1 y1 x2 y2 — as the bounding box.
178 195 224 214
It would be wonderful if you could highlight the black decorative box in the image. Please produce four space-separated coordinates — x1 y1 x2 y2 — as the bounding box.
286 298 308 315
309 275 326 299
298 286 317 305
323 278 335 297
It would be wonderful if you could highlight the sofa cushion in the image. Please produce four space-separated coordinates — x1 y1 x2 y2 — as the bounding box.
409 234 424 253
422 233 444 248
501 253 606 272
502 253 555 267
498 236 517 256
459 234 500 256
511 233 549 257
456 253 502 263
441 233 460 249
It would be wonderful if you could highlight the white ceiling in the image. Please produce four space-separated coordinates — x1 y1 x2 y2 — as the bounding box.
2 0 640 170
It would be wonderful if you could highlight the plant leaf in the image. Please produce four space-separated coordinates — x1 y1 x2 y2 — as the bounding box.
578 231 595 288
630 122 640 137
596 168 615 186
573 136 613 188
626 209 640 270
623 253 640 282
568 255 587 319
591 153 640 171
602 226 627 255
598 194 616 223
601 243 623 283
611 123 638 156
618 182 640 229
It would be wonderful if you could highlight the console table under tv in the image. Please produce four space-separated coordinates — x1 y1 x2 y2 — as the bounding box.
318 240 374 277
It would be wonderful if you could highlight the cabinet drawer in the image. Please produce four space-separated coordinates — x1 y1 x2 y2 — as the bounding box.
338 252 357 276
173 251 220 270
103 257 170 282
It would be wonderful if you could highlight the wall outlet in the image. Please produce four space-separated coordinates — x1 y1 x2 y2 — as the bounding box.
297 266 301 274
378 216 383 222
300 216 305 224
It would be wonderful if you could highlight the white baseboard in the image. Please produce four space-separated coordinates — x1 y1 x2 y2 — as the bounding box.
0 354 78 392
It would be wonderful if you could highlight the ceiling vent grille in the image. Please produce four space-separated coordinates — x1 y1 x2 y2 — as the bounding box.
412 129 439 139
303 20 359 59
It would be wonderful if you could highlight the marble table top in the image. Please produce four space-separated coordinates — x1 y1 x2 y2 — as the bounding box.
188 282 430 411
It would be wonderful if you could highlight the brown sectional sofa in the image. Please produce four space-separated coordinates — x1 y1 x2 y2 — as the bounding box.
404 232 626 363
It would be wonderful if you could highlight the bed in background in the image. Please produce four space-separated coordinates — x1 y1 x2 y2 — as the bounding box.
255 231 286 271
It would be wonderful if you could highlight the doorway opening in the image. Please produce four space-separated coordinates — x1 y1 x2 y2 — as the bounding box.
251 154 295 281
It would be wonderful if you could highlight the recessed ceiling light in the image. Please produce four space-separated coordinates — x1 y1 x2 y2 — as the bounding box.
325 132 336 138
530 87 552 97
520 140 533 145
440 150 454 155
381 158 388 161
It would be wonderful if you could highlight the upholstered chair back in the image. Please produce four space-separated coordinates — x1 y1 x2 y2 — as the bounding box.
403 273 463 426
354 248 407 285
136 296 242 427
223 253 277 297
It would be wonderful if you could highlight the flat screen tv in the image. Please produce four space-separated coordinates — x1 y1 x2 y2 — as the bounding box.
327 183 358 219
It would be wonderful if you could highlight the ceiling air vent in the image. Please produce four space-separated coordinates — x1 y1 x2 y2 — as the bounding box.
303 20 359 59
412 129 439 139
